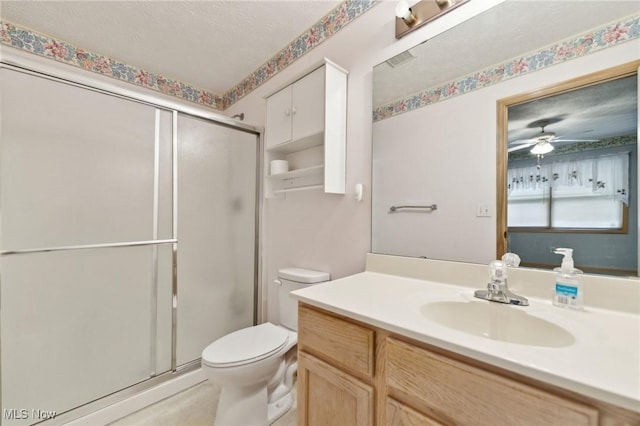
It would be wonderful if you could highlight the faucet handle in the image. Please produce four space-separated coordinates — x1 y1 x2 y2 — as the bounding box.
489 260 507 282
501 252 521 267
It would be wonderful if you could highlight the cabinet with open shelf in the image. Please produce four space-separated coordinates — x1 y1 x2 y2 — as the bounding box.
264 59 347 197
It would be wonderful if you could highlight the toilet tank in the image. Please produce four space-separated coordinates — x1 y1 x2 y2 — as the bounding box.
277 267 330 330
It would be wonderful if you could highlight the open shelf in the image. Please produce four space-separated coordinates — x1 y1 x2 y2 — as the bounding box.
268 164 324 193
267 164 324 180
266 132 324 155
272 184 324 194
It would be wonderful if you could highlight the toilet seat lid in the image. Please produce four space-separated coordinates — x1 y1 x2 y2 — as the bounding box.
202 323 289 367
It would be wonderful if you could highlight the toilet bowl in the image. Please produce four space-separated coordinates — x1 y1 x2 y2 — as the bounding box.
201 267 329 426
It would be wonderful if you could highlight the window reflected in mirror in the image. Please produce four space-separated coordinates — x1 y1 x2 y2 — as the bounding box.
508 151 629 230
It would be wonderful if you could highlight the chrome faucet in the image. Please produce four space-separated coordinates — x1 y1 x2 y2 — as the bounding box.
474 258 529 306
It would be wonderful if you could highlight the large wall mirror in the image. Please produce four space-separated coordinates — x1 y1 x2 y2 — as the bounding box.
372 0 639 277
497 63 638 276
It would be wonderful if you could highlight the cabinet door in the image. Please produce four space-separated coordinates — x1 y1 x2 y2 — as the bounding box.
265 84 292 147
292 66 325 141
386 337 599 426
387 398 444 426
298 351 373 426
298 305 375 378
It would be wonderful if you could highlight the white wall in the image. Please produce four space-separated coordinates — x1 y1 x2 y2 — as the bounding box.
225 1 505 322
372 91 496 263
372 43 639 265
228 0 638 322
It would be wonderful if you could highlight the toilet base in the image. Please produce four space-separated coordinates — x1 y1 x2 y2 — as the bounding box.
267 391 294 425
214 382 267 426
213 384 294 426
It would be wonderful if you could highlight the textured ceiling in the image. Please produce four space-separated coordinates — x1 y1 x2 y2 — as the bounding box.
373 0 640 108
372 0 638 152
0 0 341 94
508 75 638 147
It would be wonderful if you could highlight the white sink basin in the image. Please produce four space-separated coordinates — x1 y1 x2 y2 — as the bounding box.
420 299 575 348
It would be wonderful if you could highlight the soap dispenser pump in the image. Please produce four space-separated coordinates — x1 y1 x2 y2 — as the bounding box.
553 248 583 310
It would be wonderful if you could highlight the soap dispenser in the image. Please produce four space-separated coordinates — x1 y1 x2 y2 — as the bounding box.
553 248 583 310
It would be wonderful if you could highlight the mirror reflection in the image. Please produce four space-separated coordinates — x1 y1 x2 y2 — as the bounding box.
372 0 640 277
501 69 638 276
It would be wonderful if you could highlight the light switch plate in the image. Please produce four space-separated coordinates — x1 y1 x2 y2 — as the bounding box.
476 204 491 217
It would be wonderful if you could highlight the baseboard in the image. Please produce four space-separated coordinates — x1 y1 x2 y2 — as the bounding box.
63 369 207 425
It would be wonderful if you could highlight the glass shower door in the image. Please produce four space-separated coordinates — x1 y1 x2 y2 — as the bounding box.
0 68 173 424
0 66 260 424
176 114 258 366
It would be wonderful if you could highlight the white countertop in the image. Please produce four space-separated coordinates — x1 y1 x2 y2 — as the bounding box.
292 271 640 413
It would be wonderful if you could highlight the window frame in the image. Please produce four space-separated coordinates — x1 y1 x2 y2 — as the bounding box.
496 61 640 258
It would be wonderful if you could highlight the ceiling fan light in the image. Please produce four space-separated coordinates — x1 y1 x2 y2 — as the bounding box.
530 141 554 155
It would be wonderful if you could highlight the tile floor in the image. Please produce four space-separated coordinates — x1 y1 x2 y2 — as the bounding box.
110 381 297 426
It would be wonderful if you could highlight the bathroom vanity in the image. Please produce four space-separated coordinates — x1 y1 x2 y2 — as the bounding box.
292 254 640 426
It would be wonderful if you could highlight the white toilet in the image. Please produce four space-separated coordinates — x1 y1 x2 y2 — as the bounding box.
201 267 330 426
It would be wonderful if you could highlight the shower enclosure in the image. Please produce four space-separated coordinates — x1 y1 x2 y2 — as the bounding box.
0 65 260 425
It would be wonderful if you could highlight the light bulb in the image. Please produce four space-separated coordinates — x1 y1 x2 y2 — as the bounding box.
395 0 416 24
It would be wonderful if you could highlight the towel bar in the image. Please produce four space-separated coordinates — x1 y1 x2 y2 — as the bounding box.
389 204 437 212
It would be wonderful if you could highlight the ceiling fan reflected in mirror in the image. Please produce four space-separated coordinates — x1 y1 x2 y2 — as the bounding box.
508 118 599 155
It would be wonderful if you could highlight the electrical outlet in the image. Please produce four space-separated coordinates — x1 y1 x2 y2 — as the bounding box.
476 204 491 217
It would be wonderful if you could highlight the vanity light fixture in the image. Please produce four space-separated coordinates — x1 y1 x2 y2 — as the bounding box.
395 0 417 25
395 0 469 39
530 141 554 155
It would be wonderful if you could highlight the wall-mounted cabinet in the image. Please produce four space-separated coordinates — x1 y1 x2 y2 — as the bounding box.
264 59 347 197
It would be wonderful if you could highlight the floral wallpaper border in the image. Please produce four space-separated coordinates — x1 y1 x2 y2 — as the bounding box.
373 15 640 122
0 20 226 110
0 0 377 111
221 0 377 107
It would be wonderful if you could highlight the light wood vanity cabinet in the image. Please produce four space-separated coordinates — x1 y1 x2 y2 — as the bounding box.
386 398 444 426
298 351 374 426
297 304 375 426
386 337 598 426
297 303 640 426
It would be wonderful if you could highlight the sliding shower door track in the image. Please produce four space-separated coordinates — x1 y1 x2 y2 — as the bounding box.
33 360 204 426
0 239 177 256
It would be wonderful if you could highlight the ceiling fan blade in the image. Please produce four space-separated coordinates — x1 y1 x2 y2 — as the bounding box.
508 143 534 152
562 129 595 137
552 139 599 143
508 138 535 146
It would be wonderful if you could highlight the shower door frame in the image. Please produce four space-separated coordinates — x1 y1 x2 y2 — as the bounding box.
0 50 264 425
